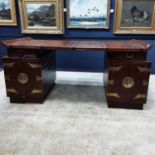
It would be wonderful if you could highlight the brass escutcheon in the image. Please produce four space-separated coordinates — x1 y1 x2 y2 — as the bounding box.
17 73 29 84
122 77 134 89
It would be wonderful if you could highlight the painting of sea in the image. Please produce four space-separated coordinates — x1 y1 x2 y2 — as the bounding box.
67 0 110 28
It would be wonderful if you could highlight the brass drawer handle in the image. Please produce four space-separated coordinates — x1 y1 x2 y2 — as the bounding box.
126 53 135 59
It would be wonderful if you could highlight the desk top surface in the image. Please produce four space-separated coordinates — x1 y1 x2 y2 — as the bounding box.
2 37 151 52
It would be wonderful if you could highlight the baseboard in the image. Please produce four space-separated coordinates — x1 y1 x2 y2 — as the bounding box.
56 71 104 86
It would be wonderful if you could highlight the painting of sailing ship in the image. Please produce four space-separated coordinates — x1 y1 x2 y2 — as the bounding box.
26 3 56 27
67 0 110 28
0 0 11 20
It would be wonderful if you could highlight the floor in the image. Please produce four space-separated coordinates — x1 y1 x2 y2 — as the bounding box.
0 71 155 155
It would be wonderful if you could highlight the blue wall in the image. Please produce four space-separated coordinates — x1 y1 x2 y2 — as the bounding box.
0 0 155 73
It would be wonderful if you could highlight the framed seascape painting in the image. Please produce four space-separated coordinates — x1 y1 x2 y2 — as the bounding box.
0 0 17 26
114 0 155 34
18 0 64 34
67 0 110 29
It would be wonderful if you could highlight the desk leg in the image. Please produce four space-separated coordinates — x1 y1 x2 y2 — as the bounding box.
3 50 56 104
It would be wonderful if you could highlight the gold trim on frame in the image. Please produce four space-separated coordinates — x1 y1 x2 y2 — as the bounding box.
18 0 64 34
107 93 120 98
0 0 17 26
114 0 155 34
134 94 146 100
66 0 111 29
31 89 43 94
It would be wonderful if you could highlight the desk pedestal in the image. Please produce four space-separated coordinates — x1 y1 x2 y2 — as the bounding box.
106 52 151 109
3 49 56 103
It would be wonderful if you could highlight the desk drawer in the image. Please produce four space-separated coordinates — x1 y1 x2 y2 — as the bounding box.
108 52 147 60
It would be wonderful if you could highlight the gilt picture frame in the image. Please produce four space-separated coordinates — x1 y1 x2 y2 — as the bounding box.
67 0 111 29
114 0 155 34
0 0 17 26
18 0 64 34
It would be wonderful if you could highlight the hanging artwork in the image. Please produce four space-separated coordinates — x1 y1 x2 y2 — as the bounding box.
18 0 64 34
67 0 110 29
114 0 155 34
0 0 17 26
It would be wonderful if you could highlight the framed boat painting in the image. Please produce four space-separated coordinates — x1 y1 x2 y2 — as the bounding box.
18 0 64 34
67 0 111 29
0 0 17 26
114 0 155 34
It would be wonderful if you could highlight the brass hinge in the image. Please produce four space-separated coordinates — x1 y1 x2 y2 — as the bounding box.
28 63 41 69
134 94 146 100
31 89 43 94
107 93 120 98
3 62 15 68
137 66 151 73
108 80 114 85
109 66 122 72
7 88 18 94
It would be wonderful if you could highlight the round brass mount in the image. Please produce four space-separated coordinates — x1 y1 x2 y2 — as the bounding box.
122 77 134 89
17 73 29 84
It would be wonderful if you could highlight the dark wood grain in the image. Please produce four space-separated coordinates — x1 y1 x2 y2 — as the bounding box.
2 37 151 52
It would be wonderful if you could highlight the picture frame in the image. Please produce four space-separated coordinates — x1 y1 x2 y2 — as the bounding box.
18 0 64 34
114 0 155 34
66 0 111 29
0 0 17 26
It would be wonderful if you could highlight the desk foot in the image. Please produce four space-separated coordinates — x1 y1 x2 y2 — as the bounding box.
108 103 143 110
10 98 44 104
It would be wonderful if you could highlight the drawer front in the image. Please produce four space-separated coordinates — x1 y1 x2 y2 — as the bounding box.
8 48 50 58
108 52 147 61
107 60 151 104
3 57 43 98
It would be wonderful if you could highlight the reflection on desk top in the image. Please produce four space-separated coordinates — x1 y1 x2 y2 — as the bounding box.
2 37 151 52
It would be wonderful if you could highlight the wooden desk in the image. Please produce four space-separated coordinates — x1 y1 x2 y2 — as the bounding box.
2 37 152 109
